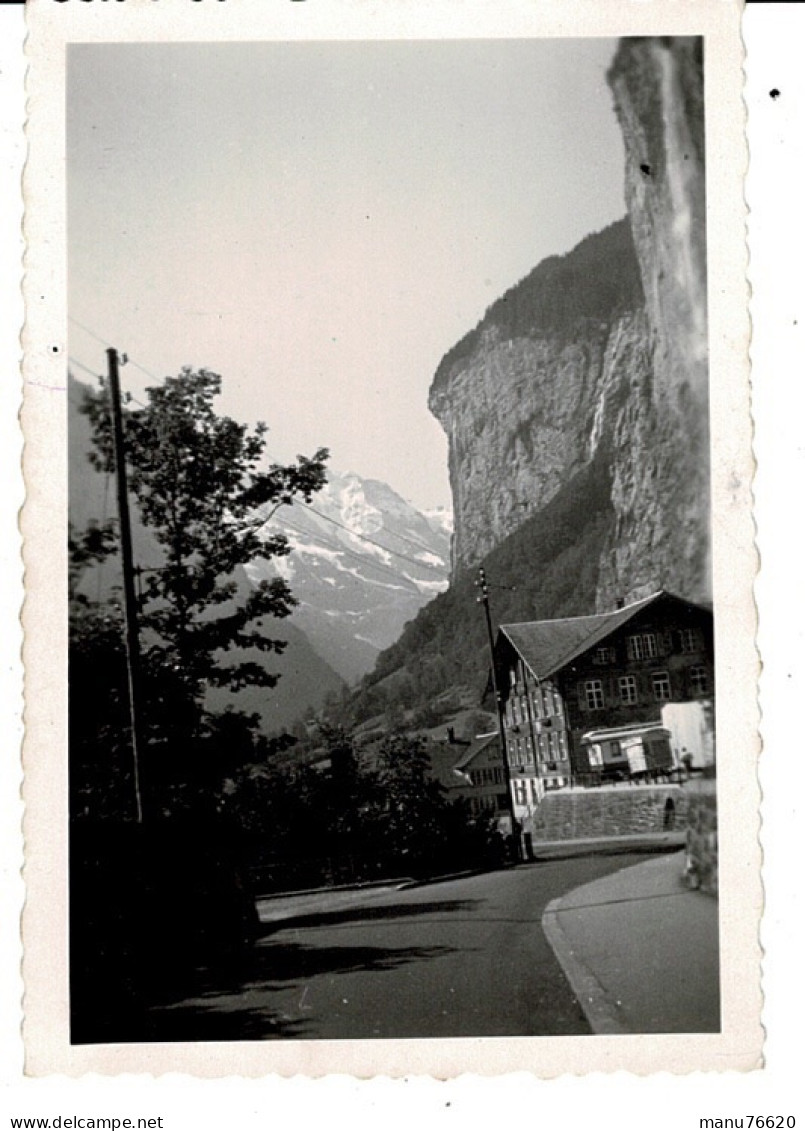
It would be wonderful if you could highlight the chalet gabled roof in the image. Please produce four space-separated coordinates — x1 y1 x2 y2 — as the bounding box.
453 733 499 773
499 590 707 682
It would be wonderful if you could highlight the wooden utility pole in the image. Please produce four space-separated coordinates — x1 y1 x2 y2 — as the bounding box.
106 347 144 823
477 567 521 862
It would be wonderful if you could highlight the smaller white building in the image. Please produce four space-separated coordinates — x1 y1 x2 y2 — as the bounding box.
661 700 715 769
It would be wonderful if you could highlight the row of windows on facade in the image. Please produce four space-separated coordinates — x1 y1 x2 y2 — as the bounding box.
469 794 507 816
581 665 709 710
506 663 709 725
506 685 562 727
506 631 704 702
469 766 505 787
468 776 569 817
510 729 569 768
467 732 570 786
592 628 704 666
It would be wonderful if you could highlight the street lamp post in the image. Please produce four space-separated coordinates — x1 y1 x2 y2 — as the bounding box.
106 347 145 823
476 567 522 863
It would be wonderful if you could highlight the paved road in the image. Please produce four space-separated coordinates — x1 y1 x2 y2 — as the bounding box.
139 853 655 1041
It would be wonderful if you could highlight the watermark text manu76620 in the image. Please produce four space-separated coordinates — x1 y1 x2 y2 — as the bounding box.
700 1119 796 1129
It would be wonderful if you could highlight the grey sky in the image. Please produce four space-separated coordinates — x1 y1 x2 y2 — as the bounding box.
68 38 626 512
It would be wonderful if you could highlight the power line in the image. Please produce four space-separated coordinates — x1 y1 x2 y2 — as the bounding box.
68 314 164 385
125 356 164 385
69 354 151 409
260 449 452 564
271 510 427 595
68 319 449 579
303 495 447 560
67 355 103 384
300 502 448 578
68 313 113 350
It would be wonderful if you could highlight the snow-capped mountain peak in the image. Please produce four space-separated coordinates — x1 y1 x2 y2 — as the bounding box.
248 468 451 684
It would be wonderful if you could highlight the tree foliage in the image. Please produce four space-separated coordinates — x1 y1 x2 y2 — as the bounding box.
71 367 328 817
229 728 503 888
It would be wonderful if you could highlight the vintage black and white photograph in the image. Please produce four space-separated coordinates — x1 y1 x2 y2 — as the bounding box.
61 32 724 1049
14 0 763 1077
62 33 722 1047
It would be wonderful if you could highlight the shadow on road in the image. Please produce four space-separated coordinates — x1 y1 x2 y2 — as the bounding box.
257 896 482 935
253 936 457 980
133 938 458 1042
75 905 470 1044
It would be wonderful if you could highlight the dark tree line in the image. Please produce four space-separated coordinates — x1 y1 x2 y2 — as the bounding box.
229 728 505 891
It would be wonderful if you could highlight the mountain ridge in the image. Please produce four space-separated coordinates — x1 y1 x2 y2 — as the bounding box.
246 467 450 685
68 375 449 730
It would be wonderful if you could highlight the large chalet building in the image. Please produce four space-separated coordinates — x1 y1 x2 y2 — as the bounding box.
493 590 714 792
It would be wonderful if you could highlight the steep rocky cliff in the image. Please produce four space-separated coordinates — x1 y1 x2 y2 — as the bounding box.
429 37 709 609
603 36 709 607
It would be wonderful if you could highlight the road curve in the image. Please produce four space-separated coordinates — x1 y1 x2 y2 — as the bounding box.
139 853 654 1041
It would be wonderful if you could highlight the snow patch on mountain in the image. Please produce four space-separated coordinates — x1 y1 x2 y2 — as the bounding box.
249 467 452 684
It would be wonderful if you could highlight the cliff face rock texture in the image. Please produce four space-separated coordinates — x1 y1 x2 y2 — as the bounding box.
429 37 709 609
429 220 648 580
603 36 709 608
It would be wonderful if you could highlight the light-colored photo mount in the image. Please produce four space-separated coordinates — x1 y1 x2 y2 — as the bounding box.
21 0 758 1078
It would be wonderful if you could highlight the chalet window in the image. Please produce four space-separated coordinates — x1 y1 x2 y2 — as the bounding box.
584 679 605 710
619 674 638 705
524 736 534 764
627 632 658 660
592 646 615 666
689 665 709 694
680 628 700 653
538 733 549 763
558 731 569 760
532 688 544 716
652 671 672 701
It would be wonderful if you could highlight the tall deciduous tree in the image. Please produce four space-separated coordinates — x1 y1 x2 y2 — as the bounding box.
75 367 328 813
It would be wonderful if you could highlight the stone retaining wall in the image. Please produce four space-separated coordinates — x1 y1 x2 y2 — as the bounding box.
682 778 718 895
531 784 688 841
